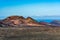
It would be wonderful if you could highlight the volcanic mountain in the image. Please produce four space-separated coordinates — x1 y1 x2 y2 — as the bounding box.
0 16 38 27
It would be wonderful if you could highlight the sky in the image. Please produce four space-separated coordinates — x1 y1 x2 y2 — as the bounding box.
0 0 60 17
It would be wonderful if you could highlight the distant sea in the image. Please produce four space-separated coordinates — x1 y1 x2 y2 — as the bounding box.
32 16 60 23
0 16 7 19
0 16 60 23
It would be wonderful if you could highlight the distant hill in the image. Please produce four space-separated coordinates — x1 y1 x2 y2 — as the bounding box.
50 20 60 27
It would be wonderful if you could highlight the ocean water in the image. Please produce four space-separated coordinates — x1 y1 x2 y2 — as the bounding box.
0 16 6 19
32 16 60 23
36 19 54 23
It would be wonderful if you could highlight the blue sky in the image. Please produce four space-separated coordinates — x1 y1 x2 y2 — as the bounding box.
0 0 60 17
